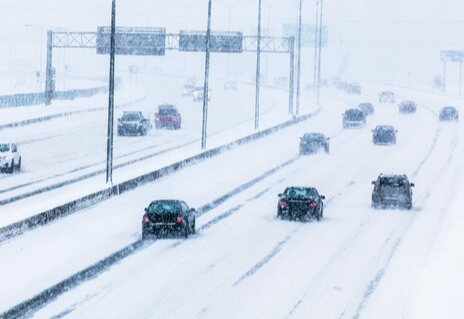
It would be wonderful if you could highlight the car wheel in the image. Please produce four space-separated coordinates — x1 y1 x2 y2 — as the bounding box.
191 221 196 234
183 223 189 239
8 160 14 174
324 146 329 153
277 207 282 219
142 231 149 240
16 157 21 171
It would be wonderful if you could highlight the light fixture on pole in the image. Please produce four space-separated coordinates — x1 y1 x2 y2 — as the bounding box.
254 0 262 130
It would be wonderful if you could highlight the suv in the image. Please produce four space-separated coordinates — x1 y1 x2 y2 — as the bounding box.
399 100 417 114
155 104 181 130
372 125 397 145
371 174 414 209
439 106 459 121
299 133 329 154
343 109 366 128
117 111 150 136
378 91 395 103
0 142 21 173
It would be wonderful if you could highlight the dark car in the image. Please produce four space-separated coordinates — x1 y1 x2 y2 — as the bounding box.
358 102 375 116
346 82 362 94
378 91 395 103
117 111 149 136
155 104 182 129
277 187 325 221
399 100 417 114
439 106 459 121
142 200 196 239
371 174 414 209
299 133 330 154
372 125 397 145
343 109 366 128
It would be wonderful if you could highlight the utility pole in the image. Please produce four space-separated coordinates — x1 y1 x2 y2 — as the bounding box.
316 0 324 105
313 0 319 92
295 0 302 116
255 0 262 130
106 0 116 184
201 0 212 150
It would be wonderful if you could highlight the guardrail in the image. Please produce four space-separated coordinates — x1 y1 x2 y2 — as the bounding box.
0 108 320 243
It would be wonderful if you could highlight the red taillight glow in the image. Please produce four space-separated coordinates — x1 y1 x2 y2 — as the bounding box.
309 202 317 209
279 199 287 208
143 215 149 223
374 185 380 191
404 185 409 192
176 215 183 223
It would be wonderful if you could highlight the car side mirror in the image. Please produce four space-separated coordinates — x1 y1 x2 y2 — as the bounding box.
278 193 283 197
190 208 195 212
321 195 325 200
396 130 398 132
371 181 376 185
326 137 330 140
117 118 121 122
144 207 148 213
410 183 415 187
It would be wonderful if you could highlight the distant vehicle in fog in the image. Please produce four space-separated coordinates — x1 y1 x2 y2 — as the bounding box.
155 104 181 130
117 111 150 136
358 102 375 115
372 125 397 145
371 174 414 210
343 109 366 128
378 91 395 103
398 100 417 114
181 78 197 96
142 200 196 239
192 87 210 102
346 82 362 94
439 106 459 121
0 142 21 174
299 133 330 155
224 80 238 90
277 186 325 221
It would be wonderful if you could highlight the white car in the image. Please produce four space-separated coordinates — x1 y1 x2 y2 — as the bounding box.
0 142 21 173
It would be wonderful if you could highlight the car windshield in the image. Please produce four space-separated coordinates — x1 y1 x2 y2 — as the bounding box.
303 133 324 141
442 107 456 114
148 201 182 213
379 177 408 187
0 144 9 152
159 109 177 115
121 113 141 121
285 187 317 198
376 126 394 132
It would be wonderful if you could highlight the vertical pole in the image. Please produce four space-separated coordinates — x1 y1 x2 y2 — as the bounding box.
316 0 324 105
255 0 262 130
295 0 302 116
106 0 116 184
313 0 320 92
443 61 447 92
201 0 212 150
289 37 295 115
44 30 53 105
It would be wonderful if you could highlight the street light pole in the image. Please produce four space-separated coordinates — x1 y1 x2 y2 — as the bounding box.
106 0 116 184
295 0 302 116
313 0 319 92
254 0 262 130
316 0 324 105
201 0 213 150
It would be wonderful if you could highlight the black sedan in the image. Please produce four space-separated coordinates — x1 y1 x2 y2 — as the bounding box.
372 125 397 145
117 111 150 136
277 187 325 221
142 200 196 239
299 133 329 155
439 106 459 121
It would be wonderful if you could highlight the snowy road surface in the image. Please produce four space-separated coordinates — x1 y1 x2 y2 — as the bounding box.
1 84 463 318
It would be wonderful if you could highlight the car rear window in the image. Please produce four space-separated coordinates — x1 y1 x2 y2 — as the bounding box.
159 109 178 116
149 201 182 213
121 113 141 121
285 187 317 198
379 177 407 187
345 110 364 120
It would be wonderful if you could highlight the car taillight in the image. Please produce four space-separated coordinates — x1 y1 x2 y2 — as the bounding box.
176 215 183 223
404 185 409 192
309 202 317 209
279 199 287 208
143 215 150 223
374 185 380 191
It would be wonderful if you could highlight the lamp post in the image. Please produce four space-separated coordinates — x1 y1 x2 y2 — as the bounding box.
201 0 213 150
295 0 302 116
316 0 324 105
254 0 262 130
106 0 116 184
